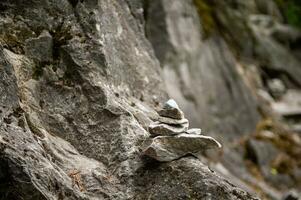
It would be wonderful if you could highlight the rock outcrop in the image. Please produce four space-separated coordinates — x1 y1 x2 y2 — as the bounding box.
1 0 300 199
0 0 260 199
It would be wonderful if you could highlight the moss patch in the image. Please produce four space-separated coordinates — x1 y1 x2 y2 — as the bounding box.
253 118 301 178
193 0 216 37
275 0 301 28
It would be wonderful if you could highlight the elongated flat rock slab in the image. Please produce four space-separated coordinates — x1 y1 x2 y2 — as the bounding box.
148 121 189 136
186 128 202 135
143 134 222 162
157 116 188 125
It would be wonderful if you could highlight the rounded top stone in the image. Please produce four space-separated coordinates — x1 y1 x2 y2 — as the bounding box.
164 99 179 109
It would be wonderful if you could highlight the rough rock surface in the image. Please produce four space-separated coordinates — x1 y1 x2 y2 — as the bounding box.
186 128 202 135
24 30 53 63
134 158 260 200
157 99 184 120
0 0 261 200
143 134 221 162
149 121 189 136
157 116 188 125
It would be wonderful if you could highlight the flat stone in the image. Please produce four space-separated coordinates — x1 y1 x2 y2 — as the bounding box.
143 133 222 162
158 108 184 120
186 128 202 135
158 99 184 119
163 99 179 109
157 116 188 125
148 121 188 136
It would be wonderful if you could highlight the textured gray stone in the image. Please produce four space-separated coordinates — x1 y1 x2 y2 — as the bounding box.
134 158 260 200
249 14 301 87
163 99 180 109
158 99 184 119
246 139 279 167
0 0 166 199
148 121 189 136
143 133 222 162
186 128 202 135
25 30 53 62
157 116 188 125
267 78 286 98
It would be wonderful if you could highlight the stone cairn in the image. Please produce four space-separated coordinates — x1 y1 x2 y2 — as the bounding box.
143 99 221 162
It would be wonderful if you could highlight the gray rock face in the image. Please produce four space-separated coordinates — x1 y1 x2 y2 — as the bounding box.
134 158 260 200
246 138 297 190
145 0 260 145
143 134 221 162
246 139 279 167
0 0 259 200
249 15 301 87
25 30 53 62
145 0 301 197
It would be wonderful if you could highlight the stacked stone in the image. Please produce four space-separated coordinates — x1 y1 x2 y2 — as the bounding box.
149 99 190 136
143 99 221 162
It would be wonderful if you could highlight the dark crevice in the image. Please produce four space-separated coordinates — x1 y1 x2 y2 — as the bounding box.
59 48 83 87
68 0 79 8
224 77 235 99
49 21 73 61
290 36 301 50
283 114 301 125
142 0 149 24
0 156 46 200
244 142 258 165
0 157 16 200
260 66 301 89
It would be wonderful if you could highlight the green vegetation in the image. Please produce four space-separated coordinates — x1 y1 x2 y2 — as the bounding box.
275 0 301 28
32 64 43 80
193 0 216 37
